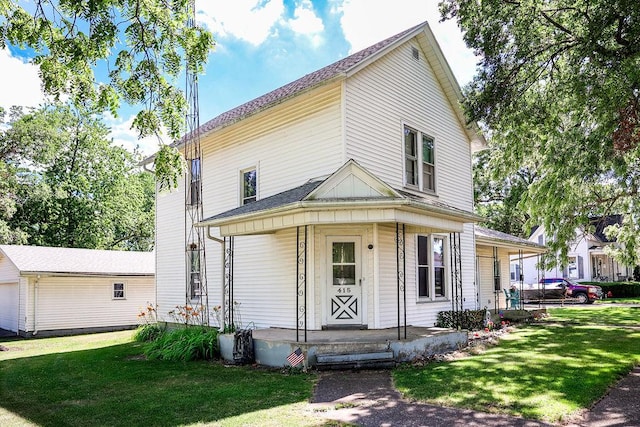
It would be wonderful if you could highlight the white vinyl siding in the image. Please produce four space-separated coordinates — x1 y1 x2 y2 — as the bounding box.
155 178 187 322
0 282 18 332
344 40 473 211
155 85 344 327
26 276 153 333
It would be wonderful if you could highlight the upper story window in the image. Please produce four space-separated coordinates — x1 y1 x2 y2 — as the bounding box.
241 167 257 205
417 234 448 300
404 125 436 193
188 158 201 206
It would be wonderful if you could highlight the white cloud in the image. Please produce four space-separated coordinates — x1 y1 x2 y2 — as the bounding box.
196 0 325 48
0 49 46 113
104 113 167 158
196 0 285 46
335 0 479 85
288 0 325 47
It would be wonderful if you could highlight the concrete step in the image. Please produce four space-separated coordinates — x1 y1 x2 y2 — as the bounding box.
315 351 395 370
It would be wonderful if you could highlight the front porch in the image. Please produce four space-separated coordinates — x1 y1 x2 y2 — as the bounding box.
219 326 467 368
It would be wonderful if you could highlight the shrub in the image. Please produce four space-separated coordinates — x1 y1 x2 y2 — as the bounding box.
583 281 640 298
134 323 165 342
144 327 219 361
436 309 486 330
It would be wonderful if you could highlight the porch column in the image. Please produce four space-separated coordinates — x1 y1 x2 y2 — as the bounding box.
449 233 463 328
396 223 406 340
296 226 308 342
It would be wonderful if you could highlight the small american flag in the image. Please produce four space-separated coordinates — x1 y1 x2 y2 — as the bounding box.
286 347 304 366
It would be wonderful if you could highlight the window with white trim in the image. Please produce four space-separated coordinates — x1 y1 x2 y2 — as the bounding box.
417 234 448 300
188 246 202 299
404 125 436 192
188 158 201 206
112 282 125 299
241 167 257 205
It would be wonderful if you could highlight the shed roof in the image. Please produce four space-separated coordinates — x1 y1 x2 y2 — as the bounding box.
0 245 154 276
475 226 547 253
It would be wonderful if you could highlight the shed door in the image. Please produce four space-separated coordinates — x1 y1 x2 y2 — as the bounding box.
0 283 19 332
326 236 362 326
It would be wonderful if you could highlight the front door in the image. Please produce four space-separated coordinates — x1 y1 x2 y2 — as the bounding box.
326 236 362 326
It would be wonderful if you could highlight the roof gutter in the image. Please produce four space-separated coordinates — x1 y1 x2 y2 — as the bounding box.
198 198 482 228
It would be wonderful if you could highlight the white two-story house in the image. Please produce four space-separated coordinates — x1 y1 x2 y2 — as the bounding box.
147 21 541 365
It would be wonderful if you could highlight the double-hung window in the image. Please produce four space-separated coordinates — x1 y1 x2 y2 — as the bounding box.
188 158 201 206
241 167 257 205
112 282 125 299
404 125 436 192
417 234 448 300
188 247 201 299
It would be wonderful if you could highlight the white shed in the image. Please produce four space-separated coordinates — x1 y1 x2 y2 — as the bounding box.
0 245 155 337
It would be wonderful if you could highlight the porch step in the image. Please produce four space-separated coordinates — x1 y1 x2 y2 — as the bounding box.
315 351 395 370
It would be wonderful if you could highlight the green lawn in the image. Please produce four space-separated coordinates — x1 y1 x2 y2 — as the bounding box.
0 331 321 427
393 306 640 423
2 307 638 426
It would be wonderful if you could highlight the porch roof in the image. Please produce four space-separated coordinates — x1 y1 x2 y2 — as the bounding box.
475 226 547 255
198 160 482 236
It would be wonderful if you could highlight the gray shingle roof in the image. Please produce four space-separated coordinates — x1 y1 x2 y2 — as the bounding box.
0 245 154 276
177 21 426 145
202 179 324 222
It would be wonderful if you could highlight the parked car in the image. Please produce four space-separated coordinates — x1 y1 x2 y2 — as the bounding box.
521 278 603 304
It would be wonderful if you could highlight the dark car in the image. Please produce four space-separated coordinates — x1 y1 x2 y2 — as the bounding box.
521 278 603 304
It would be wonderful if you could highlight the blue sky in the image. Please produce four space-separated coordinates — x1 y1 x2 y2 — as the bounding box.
0 0 478 156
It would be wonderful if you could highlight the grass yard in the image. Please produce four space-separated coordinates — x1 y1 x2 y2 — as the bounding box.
393 306 640 423
0 330 321 427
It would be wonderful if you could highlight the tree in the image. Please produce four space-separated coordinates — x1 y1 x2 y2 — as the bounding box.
473 149 532 238
1 1 215 188
442 0 640 266
0 104 155 250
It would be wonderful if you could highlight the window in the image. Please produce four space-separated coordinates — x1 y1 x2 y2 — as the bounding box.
188 158 201 206
189 247 201 299
417 236 429 297
404 125 435 192
241 168 257 205
417 234 448 299
112 282 125 299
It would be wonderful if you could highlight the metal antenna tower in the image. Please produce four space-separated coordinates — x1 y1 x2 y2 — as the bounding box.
184 0 208 323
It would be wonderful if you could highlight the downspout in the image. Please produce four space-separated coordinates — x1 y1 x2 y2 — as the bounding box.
206 226 226 333
33 275 40 336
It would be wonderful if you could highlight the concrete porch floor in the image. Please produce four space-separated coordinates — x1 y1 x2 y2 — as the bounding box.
220 326 468 368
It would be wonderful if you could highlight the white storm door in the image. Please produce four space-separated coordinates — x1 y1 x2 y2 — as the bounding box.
326 236 362 326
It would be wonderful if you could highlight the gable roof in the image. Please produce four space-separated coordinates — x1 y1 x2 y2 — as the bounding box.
142 21 484 165
590 215 623 243
0 245 154 276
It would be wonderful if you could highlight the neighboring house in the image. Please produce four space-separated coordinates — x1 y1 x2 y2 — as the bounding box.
148 22 538 362
513 216 635 284
475 227 546 310
0 245 154 337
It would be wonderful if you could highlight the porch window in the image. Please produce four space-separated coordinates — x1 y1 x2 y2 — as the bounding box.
417 234 448 300
433 237 445 297
241 167 257 205
404 125 436 193
112 282 125 299
417 236 429 297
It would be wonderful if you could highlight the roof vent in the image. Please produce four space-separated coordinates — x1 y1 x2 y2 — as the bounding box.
412 47 419 60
